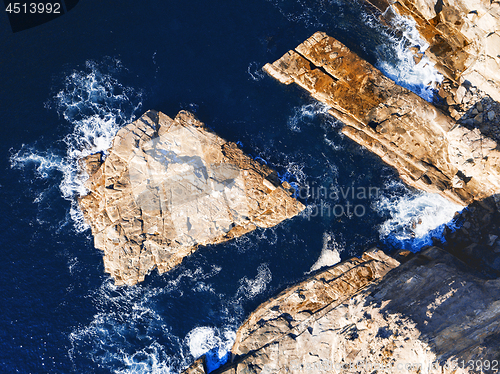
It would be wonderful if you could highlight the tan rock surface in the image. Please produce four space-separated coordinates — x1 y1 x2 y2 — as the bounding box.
183 247 500 374
365 0 500 103
183 358 206 374
264 32 500 205
229 250 400 358
79 110 304 285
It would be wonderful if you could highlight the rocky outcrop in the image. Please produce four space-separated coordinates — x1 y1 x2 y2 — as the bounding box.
180 249 399 373
362 0 500 146
183 247 500 374
264 32 500 206
229 250 399 360
183 358 206 374
78 110 305 285
184 7 500 372
365 0 500 104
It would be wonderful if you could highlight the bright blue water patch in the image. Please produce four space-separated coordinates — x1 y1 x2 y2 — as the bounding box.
205 349 230 373
383 216 464 253
254 156 268 165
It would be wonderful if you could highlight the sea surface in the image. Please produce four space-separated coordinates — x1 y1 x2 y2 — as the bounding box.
0 1 463 373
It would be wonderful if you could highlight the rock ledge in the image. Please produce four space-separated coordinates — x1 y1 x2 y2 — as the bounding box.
264 31 500 206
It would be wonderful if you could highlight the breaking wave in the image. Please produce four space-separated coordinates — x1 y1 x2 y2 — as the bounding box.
267 1 450 252
69 279 183 374
287 102 331 133
375 180 463 252
68 261 272 374
369 7 443 102
309 232 342 272
10 58 144 231
234 263 272 300
8 6 454 374
247 61 265 81
186 327 235 372
267 0 442 103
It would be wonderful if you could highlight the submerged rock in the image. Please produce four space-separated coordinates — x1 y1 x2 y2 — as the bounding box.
79 110 305 285
264 32 500 206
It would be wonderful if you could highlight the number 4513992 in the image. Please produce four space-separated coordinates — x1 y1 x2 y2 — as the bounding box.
5 3 61 14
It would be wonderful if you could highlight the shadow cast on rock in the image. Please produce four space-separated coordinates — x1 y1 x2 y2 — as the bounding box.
442 193 500 278
368 245 500 364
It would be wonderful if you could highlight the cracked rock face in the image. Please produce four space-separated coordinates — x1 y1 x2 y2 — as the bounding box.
365 0 500 103
78 110 305 285
264 32 500 205
183 248 500 374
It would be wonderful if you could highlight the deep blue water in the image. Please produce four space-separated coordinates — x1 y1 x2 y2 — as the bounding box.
0 1 462 373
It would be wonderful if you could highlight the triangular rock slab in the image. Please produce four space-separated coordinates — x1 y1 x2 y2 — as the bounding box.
79 110 305 285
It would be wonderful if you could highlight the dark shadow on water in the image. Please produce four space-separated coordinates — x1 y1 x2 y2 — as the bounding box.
442 194 500 278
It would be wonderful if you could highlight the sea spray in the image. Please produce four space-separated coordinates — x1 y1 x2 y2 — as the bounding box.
68 278 183 374
269 1 452 252
287 102 331 133
268 0 443 103
374 180 463 252
68 260 273 374
185 327 236 373
10 59 144 231
182 263 272 372
371 7 444 102
247 61 266 81
309 232 343 272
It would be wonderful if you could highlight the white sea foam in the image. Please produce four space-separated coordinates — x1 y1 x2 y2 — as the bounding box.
309 232 342 272
268 0 442 102
185 327 235 372
361 9 454 249
68 280 180 374
226 232 260 254
185 263 272 370
371 7 443 102
247 61 265 81
235 263 272 300
69 260 272 374
196 263 272 371
10 59 143 231
274 101 340 189
70 265 218 374
279 159 309 187
287 102 330 133
374 180 463 251
115 342 173 374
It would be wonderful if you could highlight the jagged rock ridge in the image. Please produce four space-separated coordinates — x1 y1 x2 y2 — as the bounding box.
264 32 500 206
79 110 305 285
365 0 500 103
183 248 500 374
